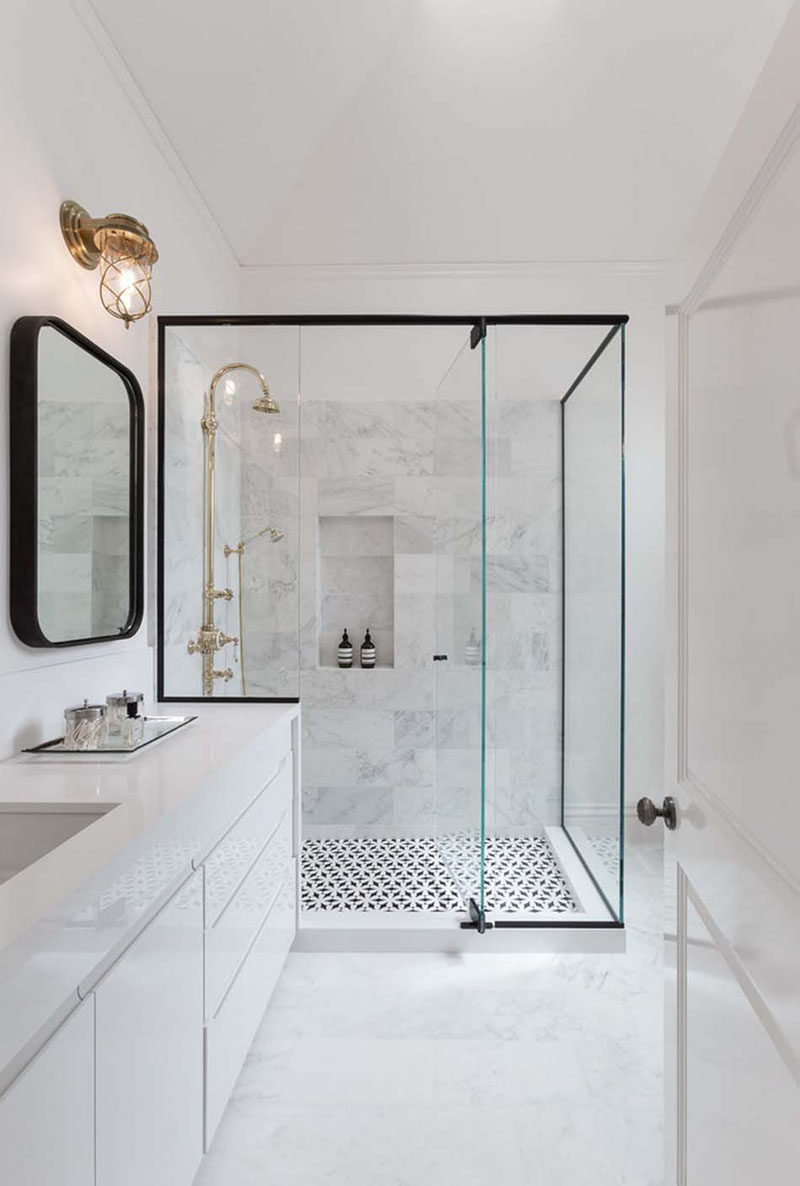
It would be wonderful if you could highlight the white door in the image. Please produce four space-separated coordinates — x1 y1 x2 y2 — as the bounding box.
660 100 800 1183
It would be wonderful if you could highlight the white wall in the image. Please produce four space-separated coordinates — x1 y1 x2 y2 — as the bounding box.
240 267 666 811
0 0 238 756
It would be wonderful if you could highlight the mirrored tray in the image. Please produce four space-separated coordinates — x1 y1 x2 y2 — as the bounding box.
23 715 198 760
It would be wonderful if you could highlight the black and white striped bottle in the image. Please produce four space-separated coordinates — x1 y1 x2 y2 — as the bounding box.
337 629 354 668
360 628 376 669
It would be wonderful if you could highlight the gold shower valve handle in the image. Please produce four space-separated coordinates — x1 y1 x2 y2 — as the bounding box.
188 626 233 656
213 668 234 682
212 587 234 601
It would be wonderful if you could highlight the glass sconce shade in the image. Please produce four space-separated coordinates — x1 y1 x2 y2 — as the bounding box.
95 223 157 328
59 201 158 329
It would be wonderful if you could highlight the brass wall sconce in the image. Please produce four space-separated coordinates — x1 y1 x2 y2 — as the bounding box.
60 200 159 328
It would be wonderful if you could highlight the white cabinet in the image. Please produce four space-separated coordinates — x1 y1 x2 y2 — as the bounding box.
0 711 299 1186
205 862 296 1144
0 997 94 1186
95 871 204 1186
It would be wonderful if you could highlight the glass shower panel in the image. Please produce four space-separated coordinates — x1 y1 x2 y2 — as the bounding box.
562 327 625 920
433 331 486 920
160 323 300 700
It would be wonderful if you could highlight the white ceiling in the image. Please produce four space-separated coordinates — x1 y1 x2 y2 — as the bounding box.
89 0 793 267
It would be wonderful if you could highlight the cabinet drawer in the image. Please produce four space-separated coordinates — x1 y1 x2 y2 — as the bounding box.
204 753 293 926
205 861 296 1147
95 871 204 1186
205 808 292 1017
0 999 94 1186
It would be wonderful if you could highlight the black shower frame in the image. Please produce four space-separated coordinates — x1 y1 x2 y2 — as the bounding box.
157 313 627 928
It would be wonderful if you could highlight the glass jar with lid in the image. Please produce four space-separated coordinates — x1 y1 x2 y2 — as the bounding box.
64 701 108 751
106 690 144 737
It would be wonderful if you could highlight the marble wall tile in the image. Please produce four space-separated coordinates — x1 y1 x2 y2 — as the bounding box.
485 554 552 595
393 787 437 836
303 710 395 749
436 708 478 749
394 594 436 670
318 478 395 516
303 746 359 787
394 554 437 596
303 785 394 828
394 710 436 749
395 515 435 554
355 747 435 789
319 516 394 557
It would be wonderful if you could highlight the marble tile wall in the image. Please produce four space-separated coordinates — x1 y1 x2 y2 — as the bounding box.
239 404 300 698
162 329 241 697
486 399 563 835
290 394 562 841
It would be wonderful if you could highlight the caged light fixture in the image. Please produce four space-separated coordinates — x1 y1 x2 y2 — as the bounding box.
59 199 159 328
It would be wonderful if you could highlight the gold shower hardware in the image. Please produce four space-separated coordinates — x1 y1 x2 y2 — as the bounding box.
190 363 280 696
187 627 239 657
59 200 158 328
222 525 285 696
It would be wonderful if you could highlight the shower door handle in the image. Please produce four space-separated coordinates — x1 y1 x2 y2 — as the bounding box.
432 654 448 661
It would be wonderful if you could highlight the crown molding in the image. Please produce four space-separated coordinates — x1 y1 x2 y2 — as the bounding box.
70 0 240 269
239 259 668 281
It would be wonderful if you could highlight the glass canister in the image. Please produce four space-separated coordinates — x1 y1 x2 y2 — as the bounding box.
106 690 144 737
64 701 108 751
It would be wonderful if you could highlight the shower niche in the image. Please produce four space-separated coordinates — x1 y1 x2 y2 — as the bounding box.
317 515 395 669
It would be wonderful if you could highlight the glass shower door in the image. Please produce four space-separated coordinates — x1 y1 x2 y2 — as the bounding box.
433 329 487 925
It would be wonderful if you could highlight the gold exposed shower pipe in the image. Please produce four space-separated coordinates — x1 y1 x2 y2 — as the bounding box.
187 363 280 696
224 527 284 696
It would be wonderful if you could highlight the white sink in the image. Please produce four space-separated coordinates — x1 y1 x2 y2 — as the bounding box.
0 803 119 885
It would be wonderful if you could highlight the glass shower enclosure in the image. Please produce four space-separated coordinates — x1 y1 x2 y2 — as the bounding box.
158 316 626 929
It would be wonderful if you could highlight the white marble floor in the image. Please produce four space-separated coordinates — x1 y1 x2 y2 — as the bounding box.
196 838 663 1186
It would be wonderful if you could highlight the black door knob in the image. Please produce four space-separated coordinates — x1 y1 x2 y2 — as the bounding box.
636 796 677 830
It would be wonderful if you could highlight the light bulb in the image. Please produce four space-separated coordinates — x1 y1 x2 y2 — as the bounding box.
94 223 157 328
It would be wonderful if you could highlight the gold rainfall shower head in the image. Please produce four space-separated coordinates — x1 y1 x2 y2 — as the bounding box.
208 363 280 415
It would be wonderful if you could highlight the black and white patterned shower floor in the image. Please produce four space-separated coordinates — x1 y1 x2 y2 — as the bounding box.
301 834 577 914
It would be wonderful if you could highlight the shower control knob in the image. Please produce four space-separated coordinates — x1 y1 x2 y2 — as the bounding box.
636 796 677 830
213 668 234 682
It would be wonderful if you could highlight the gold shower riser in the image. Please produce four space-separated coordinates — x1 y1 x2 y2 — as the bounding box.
187 363 279 696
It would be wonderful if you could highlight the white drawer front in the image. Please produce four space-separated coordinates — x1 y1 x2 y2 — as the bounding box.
0 999 94 1186
204 753 293 926
205 861 296 1147
205 809 292 1017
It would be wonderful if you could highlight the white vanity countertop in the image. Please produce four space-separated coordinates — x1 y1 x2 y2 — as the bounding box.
0 701 298 1088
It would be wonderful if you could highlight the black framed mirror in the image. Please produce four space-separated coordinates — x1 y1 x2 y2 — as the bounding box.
9 316 144 647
